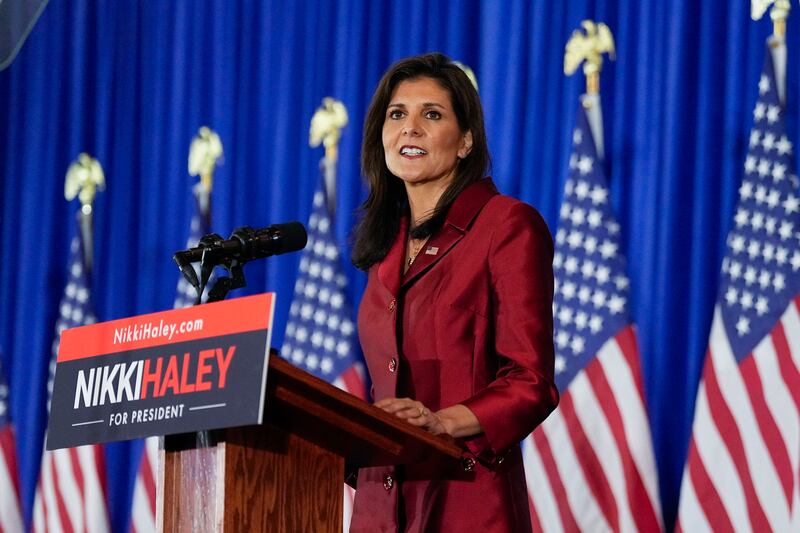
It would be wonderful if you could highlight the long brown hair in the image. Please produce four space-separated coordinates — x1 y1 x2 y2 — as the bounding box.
351 52 490 270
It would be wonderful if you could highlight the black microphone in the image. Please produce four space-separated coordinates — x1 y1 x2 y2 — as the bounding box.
174 221 308 266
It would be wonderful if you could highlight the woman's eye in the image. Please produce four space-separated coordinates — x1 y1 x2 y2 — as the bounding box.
425 111 441 120
388 110 404 120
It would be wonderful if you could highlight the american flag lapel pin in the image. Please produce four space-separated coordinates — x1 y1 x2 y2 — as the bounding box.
425 246 438 255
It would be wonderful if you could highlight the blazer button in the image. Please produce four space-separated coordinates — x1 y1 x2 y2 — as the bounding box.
383 474 394 491
388 358 397 373
388 298 396 311
462 457 476 472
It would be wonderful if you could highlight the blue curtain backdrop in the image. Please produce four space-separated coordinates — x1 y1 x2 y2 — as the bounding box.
1 1 797 530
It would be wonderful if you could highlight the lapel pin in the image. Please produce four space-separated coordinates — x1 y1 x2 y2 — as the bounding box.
425 246 439 255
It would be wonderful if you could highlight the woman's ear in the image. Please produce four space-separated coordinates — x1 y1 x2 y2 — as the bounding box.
458 131 473 159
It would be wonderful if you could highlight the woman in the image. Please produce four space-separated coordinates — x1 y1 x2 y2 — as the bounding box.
351 53 558 533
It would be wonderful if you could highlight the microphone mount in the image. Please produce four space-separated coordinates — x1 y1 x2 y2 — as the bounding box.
173 222 307 304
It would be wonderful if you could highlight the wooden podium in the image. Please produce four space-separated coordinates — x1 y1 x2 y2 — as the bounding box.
158 355 464 532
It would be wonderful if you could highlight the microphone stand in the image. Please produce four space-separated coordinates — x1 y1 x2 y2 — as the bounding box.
167 229 254 479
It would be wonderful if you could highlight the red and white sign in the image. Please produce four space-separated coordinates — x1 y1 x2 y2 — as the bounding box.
46 293 275 450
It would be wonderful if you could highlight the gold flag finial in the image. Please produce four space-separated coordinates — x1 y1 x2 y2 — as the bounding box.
564 20 616 95
64 153 105 213
752 0 790 38
188 126 223 191
309 97 348 162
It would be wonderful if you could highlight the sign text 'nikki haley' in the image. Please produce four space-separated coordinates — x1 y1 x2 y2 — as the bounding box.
46 293 275 450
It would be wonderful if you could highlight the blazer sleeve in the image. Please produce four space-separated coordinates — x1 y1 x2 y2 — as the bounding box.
461 201 559 461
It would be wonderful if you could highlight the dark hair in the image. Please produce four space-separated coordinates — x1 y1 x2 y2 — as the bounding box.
351 52 491 270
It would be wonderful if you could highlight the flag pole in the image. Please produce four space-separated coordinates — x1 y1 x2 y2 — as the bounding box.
33 155 110 533
752 1 790 103
188 126 223 220
64 153 105 271
310 97 348 215
564 20 615 159
184 127 223 303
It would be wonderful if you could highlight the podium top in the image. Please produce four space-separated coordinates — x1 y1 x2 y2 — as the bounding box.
266 355 464 469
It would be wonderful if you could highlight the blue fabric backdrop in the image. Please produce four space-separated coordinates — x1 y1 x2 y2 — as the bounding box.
1 1 797 530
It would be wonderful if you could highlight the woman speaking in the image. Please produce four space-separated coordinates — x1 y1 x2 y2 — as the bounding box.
350 53 559 532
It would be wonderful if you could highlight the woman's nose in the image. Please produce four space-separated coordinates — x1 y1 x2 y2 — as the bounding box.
402 119 420 136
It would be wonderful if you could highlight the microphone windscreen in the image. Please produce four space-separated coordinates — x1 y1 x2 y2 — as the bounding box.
274 221 308 254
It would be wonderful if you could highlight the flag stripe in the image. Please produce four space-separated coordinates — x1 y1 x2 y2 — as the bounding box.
571 371 638 531
586 344 661 532
784 297 800 368
740 355 793 504
757 318 800 444
685 438 736 533
0 432 20 495
142 439 157 515
69 448 89 529
753 327 800 501
614 326 647 401
703 353 772 531
528 495 543 533
708 310 790 529
339 364 367 401
131 439 157 533
35 459 53 533
522 436 564 533
774 327 800 415
531 426 583 532
83 446 108 531
774 304 800 410
50 455 74 533
0 428 24 533
598 332 662 516
55 451 82 532
557 392 619 531
689 383 751 531
677 454 718 533
32 485 45 533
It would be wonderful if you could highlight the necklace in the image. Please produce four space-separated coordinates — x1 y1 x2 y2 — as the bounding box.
407 237 428 267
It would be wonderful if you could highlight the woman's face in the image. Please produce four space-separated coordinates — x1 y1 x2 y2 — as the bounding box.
382 77 472 187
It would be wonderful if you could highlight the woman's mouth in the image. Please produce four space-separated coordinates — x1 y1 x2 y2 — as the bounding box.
400 146 427 157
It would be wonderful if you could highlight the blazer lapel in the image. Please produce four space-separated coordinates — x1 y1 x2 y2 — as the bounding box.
402 178 498 287
377 217 406 297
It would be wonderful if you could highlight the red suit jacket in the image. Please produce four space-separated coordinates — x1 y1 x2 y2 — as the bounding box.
351 178 559 532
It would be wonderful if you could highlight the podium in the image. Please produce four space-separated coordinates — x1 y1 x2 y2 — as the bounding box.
158 355 464 532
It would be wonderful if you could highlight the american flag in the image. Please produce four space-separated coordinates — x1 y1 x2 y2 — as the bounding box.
676 43 800 532
280 172 367 530
280 177 366 399
130 183 212 533
0 353 24 533
32 214 110 533
523 95 663 532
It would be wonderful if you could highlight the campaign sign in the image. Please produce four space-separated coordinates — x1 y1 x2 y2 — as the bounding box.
46 293 275 450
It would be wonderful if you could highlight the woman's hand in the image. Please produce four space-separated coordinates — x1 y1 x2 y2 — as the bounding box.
374 397 449 435
374 398 482 438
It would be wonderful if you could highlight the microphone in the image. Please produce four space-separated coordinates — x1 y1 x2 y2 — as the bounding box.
174 221 308 266
172 221 307 304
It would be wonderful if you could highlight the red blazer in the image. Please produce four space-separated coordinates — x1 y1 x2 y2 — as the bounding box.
351 178 559 533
